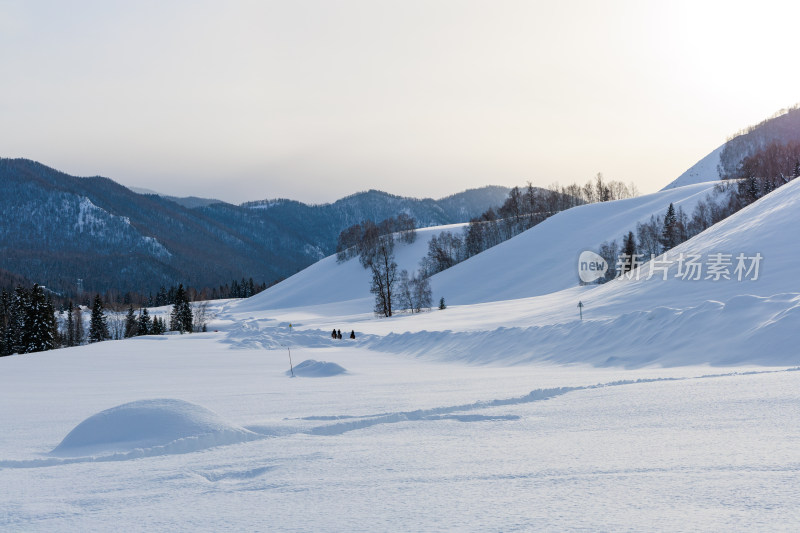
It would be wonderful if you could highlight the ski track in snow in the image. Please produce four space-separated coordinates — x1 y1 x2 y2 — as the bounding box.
3 366 796 470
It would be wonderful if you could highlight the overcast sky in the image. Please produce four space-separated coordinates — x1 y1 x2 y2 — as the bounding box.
2 1 799 204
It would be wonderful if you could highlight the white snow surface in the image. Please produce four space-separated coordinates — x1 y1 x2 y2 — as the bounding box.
662 144 723 189
3 175 800 530
2 341 799 531
289 359 347 377
51 398 258 458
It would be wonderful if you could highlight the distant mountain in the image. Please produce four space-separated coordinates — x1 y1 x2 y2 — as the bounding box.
162 195 223 209
663 105 800 190
129 187 224 209
241 186 510 245
0 159 509 296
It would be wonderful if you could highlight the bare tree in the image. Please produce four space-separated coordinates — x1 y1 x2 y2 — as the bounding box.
369 235 397 317
192 301 215 332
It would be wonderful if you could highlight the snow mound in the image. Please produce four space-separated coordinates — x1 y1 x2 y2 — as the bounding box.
51 399 258 457
290 360 347 377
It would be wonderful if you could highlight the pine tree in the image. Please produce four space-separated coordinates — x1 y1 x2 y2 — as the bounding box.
138 308 151 336
0 289 9 356
622 231 637 273
124 305 138 338
151 316 165 335
247 278 256 298
155 286 168 307
88 294 109 343
170 284 193 333
9 287 28 354
439 297 446 310
23 284 56 353
660 203 678 253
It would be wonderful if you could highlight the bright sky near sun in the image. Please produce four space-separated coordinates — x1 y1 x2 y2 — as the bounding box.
1 0 799 204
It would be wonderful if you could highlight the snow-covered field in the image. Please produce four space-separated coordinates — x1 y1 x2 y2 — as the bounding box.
2 337 799 531
2 179 800 530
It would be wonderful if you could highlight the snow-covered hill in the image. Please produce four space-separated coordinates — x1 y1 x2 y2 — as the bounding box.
225 176 799 368
235 181 719 315
365 177 800 366
428 181 719 306
234 224 466 313
661 144 723 189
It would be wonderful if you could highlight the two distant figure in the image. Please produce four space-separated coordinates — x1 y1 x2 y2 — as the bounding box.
331 328 356 340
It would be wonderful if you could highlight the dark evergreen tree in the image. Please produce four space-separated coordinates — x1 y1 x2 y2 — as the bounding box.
124 305 138 338
138 308 151 336
439 297 446 310
9 287 29 354
22 284 56 353
88 294 109 343
169 284 193 333
155 286 168 307
167 286 177 305
247 278 256 298
231 279 241 298
660 203 679 253
621 231 637 273
151 316 166 335
0 289 9 356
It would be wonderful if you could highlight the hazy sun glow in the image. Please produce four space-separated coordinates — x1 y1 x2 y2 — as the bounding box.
1 0 799 203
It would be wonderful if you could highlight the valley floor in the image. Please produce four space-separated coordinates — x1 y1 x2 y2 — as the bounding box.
1 332 798 531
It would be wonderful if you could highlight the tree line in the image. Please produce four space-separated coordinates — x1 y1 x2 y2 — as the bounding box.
421 174 638 277
86 277 269 310
336 214 417 262
596 139 800 281
335 174 636 316
0 283 215 357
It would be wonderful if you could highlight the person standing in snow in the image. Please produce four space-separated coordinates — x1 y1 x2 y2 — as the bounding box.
337 329 342 339
350 330 355 339
331 328 337 339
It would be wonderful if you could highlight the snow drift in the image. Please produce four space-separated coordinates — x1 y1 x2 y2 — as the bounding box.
289 360 347 377
51 399 259 457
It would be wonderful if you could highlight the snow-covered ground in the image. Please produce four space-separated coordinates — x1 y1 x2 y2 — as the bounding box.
2 338 798 531
2 176 799 530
